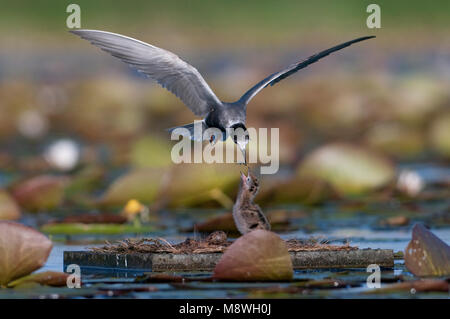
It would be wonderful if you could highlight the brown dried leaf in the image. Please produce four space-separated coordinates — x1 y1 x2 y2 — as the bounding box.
191 211 291 234
8 271 69 287
59 213 127 224
0 222 53 286
380 215 410 227
0 190 21 220
192 212 237 233
258 176 337 205
405 223 450 276
365 279 449 294
167 164 240 208
213 230 293 281
135 273 186 283
11 175 69 212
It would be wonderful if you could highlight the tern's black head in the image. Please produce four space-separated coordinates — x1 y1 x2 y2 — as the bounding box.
229 123 249 165
230 123 249 144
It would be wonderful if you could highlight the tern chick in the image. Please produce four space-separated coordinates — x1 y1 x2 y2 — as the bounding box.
232 170 270 235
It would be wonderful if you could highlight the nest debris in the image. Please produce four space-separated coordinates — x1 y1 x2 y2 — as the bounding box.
285 239 357 252
90 231 357 255
91 231 231 254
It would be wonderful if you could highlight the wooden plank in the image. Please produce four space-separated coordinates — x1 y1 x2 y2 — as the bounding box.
291 249 393 269
64 248 394 272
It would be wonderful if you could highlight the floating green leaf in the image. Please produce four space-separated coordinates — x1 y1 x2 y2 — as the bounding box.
166 164 240 208
130 135 173 168
297 143 394 196
98 168 168 207
41 222 157 235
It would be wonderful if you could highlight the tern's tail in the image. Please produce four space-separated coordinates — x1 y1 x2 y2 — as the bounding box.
166 121 207 142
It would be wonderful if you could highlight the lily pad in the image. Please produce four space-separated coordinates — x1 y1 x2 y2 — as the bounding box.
100 164 240 208
98 168 168 207
365 123 425 159
404 223 450 277
192 212 237 233
166 164 240 208
8 271 70 288
391 76 446 125
0 221 53 286
190 210 291 234
40 222 157 235
54 213 127 224
11 175 69 212
296 143 394 196
130 135 173 168
365 279 449 294
65 164 105 197
213 230 293 281
0 190 21 220
429 112 450 158
258 176 337 205
67 77 145 141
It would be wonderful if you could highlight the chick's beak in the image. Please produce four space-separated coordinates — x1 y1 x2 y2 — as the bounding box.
240 171 247 182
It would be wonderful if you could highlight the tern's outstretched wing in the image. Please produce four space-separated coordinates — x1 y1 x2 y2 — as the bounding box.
238 36 375 106
71 29 221 116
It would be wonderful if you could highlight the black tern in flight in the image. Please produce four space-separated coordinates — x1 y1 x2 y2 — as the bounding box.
71 30 374 163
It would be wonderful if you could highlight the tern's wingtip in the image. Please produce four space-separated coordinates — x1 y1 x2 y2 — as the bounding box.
68 29 84 36
68 29 99 36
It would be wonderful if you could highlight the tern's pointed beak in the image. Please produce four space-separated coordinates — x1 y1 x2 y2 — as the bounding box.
238 144 247 165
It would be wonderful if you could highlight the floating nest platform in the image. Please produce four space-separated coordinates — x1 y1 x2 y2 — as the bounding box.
64 234 394 272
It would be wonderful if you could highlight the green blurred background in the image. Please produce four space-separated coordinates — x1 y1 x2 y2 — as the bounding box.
0 1 449 211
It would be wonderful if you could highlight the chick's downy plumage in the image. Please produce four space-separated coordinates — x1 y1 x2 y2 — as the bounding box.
232 170 270 235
